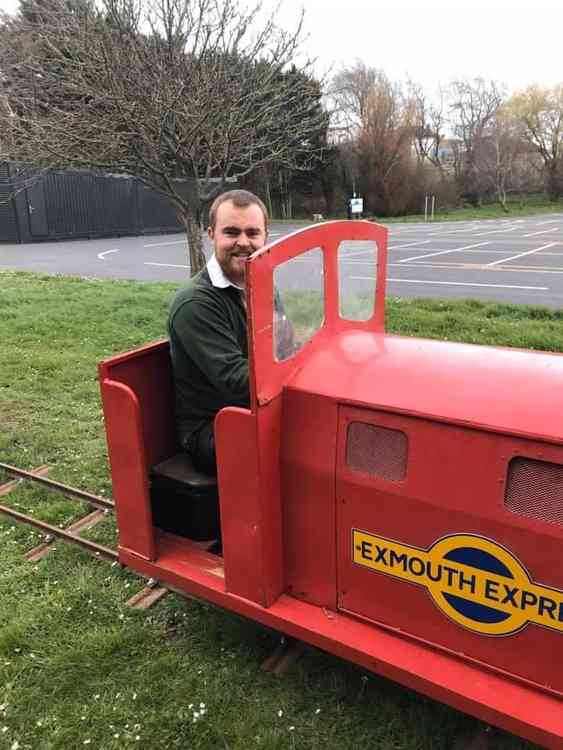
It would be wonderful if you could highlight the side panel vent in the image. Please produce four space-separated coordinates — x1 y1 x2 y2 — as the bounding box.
505 457 563 526
346 422 407 481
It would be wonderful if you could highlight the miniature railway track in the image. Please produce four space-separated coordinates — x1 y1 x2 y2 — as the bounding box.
0 462 114 511
0 461 171 608
0 461 307 665
0 461 210 614
0 461 117 561
0 500 118 561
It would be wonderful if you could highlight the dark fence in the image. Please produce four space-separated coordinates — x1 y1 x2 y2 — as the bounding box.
0 162 20 242
0 163 185 243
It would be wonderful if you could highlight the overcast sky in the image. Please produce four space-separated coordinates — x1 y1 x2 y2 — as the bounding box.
1 0 561 94
276 0 563 94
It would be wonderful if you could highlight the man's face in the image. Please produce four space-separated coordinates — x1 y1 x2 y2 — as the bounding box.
208 200 267 286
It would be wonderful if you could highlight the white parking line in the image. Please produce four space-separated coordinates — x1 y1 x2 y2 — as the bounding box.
400 241 491 263
341 251 377 259
144 239 186 247
97 249 120 259
343 239 430 259
536 219 561 225
487 242 557 267
428 226 483 235
144 261 189 268
341 247 563 268
388 261 563 274
523 229 555 237
351 276 548 291
390 240 432 250
476 226 518 236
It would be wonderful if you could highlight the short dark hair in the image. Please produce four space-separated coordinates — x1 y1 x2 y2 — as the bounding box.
209 189 268 230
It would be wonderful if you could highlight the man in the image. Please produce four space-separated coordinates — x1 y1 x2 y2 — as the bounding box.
168 189 268 476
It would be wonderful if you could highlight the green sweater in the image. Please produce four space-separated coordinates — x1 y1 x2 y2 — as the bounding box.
167 268 249 446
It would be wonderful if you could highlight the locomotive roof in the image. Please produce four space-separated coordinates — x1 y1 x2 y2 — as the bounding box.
287 332 563 444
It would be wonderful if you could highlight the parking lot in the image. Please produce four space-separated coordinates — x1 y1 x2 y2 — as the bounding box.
1 214 563 307
379 214 563 306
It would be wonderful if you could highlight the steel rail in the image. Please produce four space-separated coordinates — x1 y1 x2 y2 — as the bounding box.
0 502 118 561
0 462 114 512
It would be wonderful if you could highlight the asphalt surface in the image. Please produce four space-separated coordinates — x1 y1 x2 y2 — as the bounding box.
2 214 563 307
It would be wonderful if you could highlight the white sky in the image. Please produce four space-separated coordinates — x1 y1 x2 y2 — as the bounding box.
1 0 561 94
275 0 563 94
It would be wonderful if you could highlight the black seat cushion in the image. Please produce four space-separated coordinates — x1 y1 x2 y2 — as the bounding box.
151 453 217 489
150 453 219 540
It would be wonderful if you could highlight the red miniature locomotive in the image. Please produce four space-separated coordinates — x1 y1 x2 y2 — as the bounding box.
99 221 563 749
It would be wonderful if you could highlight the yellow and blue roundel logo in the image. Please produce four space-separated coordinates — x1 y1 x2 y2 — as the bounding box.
352 531 563 637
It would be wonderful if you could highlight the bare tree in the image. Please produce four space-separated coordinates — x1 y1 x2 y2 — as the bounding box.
361 77 416 215
330 64 418 214
508 84 563 201
409 81 448 175
475 107 527 211
0 0 327 272
448 77 506 205
331 61 378 137
329 62 379 194
0 87 14 153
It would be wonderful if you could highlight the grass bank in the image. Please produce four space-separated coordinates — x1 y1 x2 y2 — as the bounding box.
2 272 559 750
276 195 563 224
375 195 563 223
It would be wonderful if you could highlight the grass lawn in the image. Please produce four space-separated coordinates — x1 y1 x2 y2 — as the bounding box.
2 272 562 750
348 195 563 224
276 195 563 224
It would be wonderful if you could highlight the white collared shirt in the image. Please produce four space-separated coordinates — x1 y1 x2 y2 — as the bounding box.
206 254 244 291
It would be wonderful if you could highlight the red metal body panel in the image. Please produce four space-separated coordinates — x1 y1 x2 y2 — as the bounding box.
99 221 563 748
119 535 563 750
214 401 285 608
99 341 176 560
99 341 177 465
336 405 563 696
280 390 338 609
287 332 563 444
101 380 155 559
214 406 264 604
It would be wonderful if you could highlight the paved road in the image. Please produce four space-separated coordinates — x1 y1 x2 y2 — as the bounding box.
2 215 563 307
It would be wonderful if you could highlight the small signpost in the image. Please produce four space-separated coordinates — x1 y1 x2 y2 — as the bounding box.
349 195 364 219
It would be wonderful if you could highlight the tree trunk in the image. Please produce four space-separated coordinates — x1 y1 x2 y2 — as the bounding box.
265 177 273 219
497 176 509 212
321 173 336 217
279 169 286 219
497 190 509 212
182 208 206 277
546 163 562 202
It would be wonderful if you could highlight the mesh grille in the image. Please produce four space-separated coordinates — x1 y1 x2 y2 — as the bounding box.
505 457 563 526
346 422 408 481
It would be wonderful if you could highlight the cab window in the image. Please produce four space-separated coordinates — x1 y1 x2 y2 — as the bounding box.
338 239 377 321
272 247 324 361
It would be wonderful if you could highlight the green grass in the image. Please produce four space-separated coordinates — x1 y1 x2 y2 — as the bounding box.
2 271 559 750
281 194 563 224
284 290 563 352
377 195 563 223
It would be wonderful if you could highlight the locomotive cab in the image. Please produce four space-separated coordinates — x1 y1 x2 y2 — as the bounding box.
99 221 563 749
